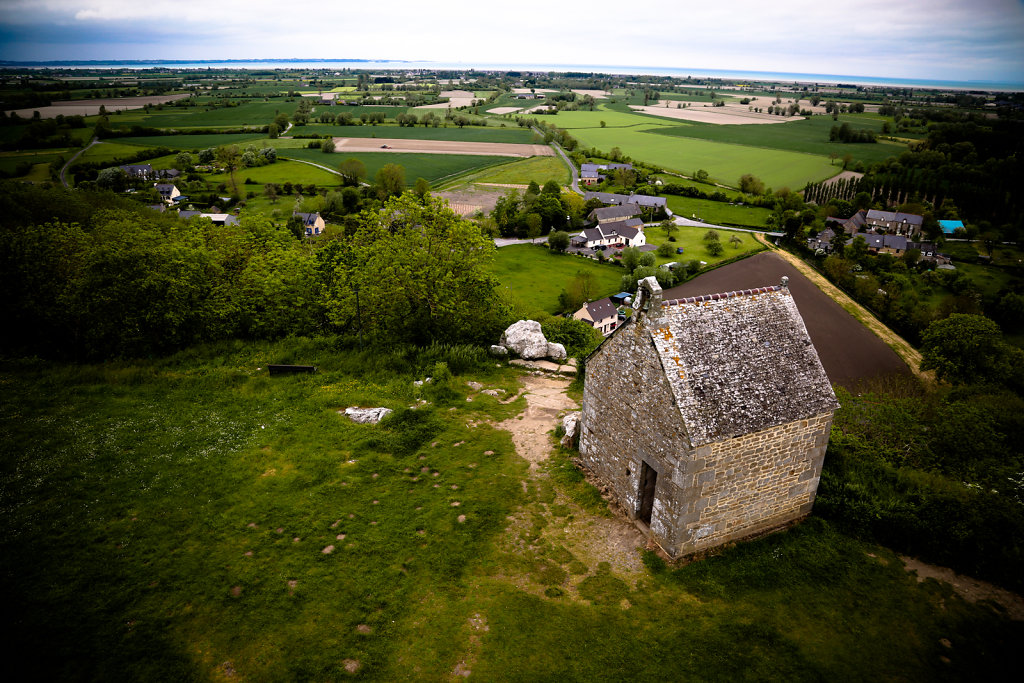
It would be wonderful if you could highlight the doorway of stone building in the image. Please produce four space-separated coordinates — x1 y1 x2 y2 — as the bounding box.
637 461 658 525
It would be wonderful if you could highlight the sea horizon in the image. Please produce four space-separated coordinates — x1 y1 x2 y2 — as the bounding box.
2 58 1021 92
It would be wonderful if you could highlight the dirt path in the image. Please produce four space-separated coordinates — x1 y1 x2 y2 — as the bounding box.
497 375 577 470
755 235 928 381
900 556 1024 620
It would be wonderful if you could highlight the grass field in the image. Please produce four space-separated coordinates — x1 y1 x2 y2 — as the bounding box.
491 244 624 315
449 156 569 188
548 108 839 189
211 160 342 188
1 343 1018 680
0 149 73 176
278 149 512 185
289 125 537 143
77 141 160 164
643 224 765 265
665 196 773 228
114 133 271 150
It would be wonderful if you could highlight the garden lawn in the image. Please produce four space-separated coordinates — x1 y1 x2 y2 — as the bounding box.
644 224 765 267
278 149 512 185
1 343 1018 680
490 244 624 315
664 196 772 228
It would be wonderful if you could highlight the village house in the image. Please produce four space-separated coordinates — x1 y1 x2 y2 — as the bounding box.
294 211 326 236
573 297 619 336
589 204 640 224
578 276 839 558
806 227 836 253
570 218 646 249
846 233 939 259
584 191 670 218
865 209 924 236
178 210 239 226
155 183 181 203
825 210 867 236
580 162 633 185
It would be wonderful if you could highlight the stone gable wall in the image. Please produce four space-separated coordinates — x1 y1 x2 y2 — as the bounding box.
676 411 834 555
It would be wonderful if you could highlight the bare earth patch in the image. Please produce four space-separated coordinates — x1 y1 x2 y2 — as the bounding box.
630 101 804 125
415 91 478 110
571 89 612 99
331 137 552 158
487 106 522 115
497 375 577 470
821 170 865 187
900 556 1024 620
436 186 511 217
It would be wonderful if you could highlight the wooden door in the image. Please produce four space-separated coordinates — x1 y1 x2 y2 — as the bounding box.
638 461 657 525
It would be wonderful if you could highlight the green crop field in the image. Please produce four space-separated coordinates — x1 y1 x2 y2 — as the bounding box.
449 156 569 188
2 344 1017 680
0 149 73 176
290 125 536 143
113 133 271 150
279 149 512 185
77 141 158 164
490 244 624 315
648 114 904 166
109 101 291 129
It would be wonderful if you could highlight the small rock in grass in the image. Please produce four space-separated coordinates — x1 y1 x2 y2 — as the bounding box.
247 523 258 528
293 537 301 543
484 451 495 456
453 441 465 447
275 527 284 534
433 484 440 488
451 484 459 490
451 501 461 507
432 472 440 477
370 521 378 526
336 534 346 540
372 473 379 479
421 467 430 473
322 545 335 554
244 551 254 557
357 624 372 634
331 520 340 528
372 499 379 504
348 513 355 519
457 515 467 523
466 381 483 391
343 659 360 674
231 586 242 597
417 529 426 536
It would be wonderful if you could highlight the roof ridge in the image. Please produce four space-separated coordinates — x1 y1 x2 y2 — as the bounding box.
663 285 783 307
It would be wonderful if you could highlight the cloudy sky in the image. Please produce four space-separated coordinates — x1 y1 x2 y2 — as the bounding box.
2 0 1023 83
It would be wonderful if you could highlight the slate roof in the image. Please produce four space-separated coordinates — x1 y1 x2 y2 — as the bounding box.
293 211 322 226
584 297 618 322
848 233 907 251
591 205 638 223
648 285 839 446
581 163 632 173
866 209 923 226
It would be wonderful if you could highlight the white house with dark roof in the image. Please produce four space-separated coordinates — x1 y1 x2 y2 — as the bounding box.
155 183 181 203
571 219 646 249
584 191 670 217
573 297 620 336
579 276 839 558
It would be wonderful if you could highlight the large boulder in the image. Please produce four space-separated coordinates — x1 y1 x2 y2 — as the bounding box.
343 407 393 424
547 342 567 361
500 320 549 360
489 345 508 358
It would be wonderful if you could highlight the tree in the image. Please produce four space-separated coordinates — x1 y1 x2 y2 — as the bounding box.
215 145 242 196
414 177 431 200
322 137 336 153
541 180 561 196
337 158 367 187
729 234 742 249
174 151 194 172
268 123 279 139
739 174 765 195
703 229 720 243
96 167 128 192
621 246 641 272
198 148 216 164
707 241 724 257
920 314 1010 385
656 242 674 257
547 230 570 252
525 213 543 242
660 219 678 240
374 163 406 200
694 169 709 182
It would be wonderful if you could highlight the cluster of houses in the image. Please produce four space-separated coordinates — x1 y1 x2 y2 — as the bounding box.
566 192 670 257
580 162 633 186
119 163 181 181
807 208 951 265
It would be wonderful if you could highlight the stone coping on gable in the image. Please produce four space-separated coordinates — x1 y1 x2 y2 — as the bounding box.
662 285 783 307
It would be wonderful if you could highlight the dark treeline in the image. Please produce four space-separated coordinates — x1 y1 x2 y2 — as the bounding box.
0 183 509 361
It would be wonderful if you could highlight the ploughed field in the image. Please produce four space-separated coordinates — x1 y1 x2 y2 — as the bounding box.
662 252 911 388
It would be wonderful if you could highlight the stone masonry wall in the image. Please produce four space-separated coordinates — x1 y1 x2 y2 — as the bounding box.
579 320 694 553
673 411 834 556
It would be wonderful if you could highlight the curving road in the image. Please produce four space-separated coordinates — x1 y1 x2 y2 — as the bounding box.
60 136 100 188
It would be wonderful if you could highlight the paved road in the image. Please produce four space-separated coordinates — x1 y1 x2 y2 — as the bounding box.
282 156 343 177
531 125 582 195
673 215 782 237
60 136 99 187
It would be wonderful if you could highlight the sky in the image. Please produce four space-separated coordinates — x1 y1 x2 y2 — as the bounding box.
1 0 1023 84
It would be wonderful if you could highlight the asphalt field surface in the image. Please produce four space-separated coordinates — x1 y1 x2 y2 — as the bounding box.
661 251 911 388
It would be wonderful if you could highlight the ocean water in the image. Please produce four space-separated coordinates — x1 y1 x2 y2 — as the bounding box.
6 59 1022 92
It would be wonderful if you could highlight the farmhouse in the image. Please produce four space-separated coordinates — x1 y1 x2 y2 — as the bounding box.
294 211 326 236
580 162 633 185
826 210 867 236
573 297 619 336
584 191 670 217
579 276 839 558
178 211 238 226
806 227 835 253
589 205 640 224
865 209 923 236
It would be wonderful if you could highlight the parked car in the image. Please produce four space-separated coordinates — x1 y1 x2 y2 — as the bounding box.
676 247 685 254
